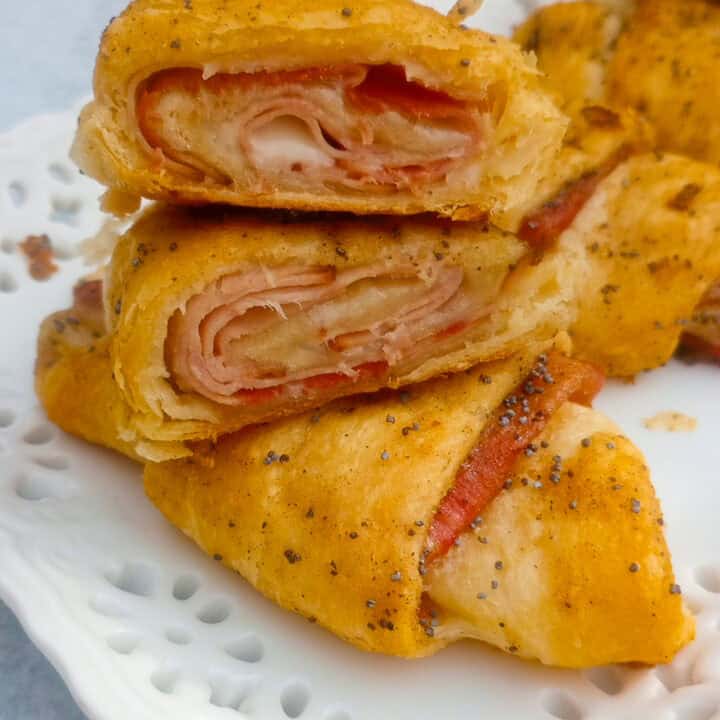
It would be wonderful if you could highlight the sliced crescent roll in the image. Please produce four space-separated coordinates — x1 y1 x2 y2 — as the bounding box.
144 350 693 665
71 0 567 224
36 206 583 460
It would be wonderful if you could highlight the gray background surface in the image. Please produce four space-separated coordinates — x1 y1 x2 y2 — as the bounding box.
1 2 125 718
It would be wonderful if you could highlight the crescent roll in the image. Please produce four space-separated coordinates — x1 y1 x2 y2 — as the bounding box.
144 351 693 665
36 206 585 460
514 0 720 164
501 102 720 376
71 0 567 223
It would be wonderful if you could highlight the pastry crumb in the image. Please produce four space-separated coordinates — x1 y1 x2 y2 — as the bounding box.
19 234 58 280
644 411 697 432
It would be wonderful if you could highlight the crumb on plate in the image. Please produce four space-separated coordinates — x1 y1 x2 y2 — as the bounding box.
644 411 697 433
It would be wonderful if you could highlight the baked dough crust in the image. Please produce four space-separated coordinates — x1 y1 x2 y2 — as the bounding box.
71 0 567 224
567 153 720 376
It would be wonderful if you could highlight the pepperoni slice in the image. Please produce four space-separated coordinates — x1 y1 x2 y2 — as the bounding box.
300 361 389 391
680 333 720 363
424 352 605 566
519 147 632 250
346 64 467 120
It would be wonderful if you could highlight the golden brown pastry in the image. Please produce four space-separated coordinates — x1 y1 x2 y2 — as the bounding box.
36 205 585 460
538 153 720 376
515 0 720 163
491 85 720 377
143 350 693 665
72 0 567 224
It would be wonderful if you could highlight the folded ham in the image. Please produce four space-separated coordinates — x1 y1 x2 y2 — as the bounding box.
166 259 488 407
37 205 584 460
71 0 567 223
137 65 487 198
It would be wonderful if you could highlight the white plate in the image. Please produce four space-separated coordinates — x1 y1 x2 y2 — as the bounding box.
2 4 720 719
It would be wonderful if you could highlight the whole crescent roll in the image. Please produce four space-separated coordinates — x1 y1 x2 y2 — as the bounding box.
36 206 584 460
514 1 720 367
33 295 694 664
71 0 567 224
514 0 720 164
503 104 720 376
143 350 694 665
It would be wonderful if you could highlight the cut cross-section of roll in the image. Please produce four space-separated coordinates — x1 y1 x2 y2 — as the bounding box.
72 0 567 223
36 206 584 460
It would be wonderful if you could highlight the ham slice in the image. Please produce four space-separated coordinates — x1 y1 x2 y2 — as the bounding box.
166 262 488 406
136 65 485 193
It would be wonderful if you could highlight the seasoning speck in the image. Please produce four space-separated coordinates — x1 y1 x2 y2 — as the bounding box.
390 571 402 582
631 498 641 514
386 414 396 424
629 562 640 573
170 38 181 49
581 437 592 448
668 183 702 212
494 561 504 571
213 553 223 562
569 500 578 510
366 599 376 608
284 549 301 564
460 58 471 67
491 580 499 590
341 6 352 16
335 246 347 258
477 592 487 600
415 519 425 527
381 450 390 461
669 583 682 595
349 531 358 539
